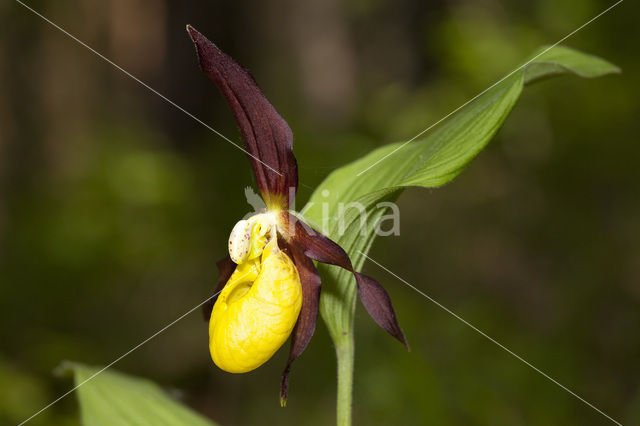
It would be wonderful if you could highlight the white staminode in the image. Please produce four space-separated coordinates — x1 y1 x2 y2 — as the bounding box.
228 213 277 264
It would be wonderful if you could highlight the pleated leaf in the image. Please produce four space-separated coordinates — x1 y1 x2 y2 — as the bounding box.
300 45 619 347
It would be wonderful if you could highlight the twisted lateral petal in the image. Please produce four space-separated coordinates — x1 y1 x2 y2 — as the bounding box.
209 244 302 373
187 26 298 209
285 213 409 349
280 243 321 406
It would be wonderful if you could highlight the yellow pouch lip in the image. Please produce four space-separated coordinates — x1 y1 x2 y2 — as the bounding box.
209 241 302 373
218 240 279 308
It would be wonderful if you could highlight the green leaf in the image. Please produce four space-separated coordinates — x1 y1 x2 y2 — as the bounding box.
62 363 217 426
523 45 621 84
300 45 618 349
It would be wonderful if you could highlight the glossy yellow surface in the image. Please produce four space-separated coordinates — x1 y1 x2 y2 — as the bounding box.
209 241 302 373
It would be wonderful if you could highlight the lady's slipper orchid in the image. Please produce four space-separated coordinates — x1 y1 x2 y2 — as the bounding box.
187 26 408 405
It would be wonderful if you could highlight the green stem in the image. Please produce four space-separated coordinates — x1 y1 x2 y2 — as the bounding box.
335 335 354 426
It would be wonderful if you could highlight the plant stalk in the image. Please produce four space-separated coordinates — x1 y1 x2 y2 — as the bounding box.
335 335 354 426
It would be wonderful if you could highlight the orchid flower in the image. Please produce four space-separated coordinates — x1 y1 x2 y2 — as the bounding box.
187 26 408 405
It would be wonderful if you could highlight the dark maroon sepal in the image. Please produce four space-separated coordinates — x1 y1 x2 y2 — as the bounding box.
187 26 298 208
287 213 408 347
202 255 236 321
280 243 322 405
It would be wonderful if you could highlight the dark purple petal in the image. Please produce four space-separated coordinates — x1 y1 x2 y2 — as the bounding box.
280 243 321 406
282 212 350 267
187 26 298 208
353 272 409 350
202 255 235 321
287 213 408 348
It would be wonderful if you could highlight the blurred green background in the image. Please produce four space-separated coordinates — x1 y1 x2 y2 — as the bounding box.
1 0 639 425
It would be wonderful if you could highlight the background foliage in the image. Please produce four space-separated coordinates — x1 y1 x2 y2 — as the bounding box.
1 0 639 425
